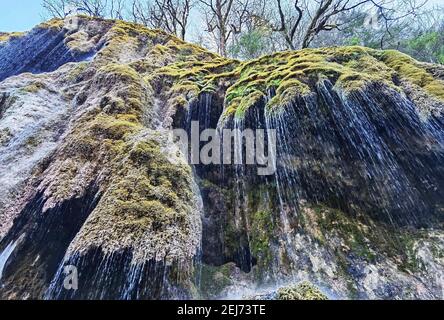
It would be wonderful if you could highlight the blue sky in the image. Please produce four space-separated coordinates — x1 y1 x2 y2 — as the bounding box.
0 0 44 32
0 0 441 33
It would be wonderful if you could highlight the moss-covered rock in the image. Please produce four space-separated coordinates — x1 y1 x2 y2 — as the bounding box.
277 282 328 300
0 32 25 42
0 15 443 301
199 263 235 298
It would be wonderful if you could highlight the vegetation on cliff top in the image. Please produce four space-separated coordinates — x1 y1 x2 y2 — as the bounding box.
125 25 442 121
218 46 444 120
0 32 25 42
10 16 442 122
1 15 443 299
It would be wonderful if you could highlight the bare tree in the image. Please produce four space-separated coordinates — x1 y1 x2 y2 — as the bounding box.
268 0 429 49
367 0 429 49
270 0 372 49
42 0 71 18
42 0 432 56
131 0 193 40
199 0 252 56
271 0 303 50
71 0 108 17
131 0 152 25
110 0 126 19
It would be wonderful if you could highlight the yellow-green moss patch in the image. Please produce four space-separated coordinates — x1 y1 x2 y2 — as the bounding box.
217 46 443 120
278 282 328 300
99 63 140 82
38 18 65 30
0 32 25 42
381 50 444 101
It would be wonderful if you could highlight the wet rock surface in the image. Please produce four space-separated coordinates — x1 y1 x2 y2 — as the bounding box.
0 16 442 300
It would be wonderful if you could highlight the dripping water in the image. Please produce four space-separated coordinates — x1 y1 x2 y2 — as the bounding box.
0 239 18 282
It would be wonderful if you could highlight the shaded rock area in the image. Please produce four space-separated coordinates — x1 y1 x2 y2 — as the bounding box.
0 16 443 300
0 18 112 82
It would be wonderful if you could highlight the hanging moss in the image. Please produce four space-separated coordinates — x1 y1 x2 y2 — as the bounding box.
199 264 234 298
218 46 443 120
76 17 442 124
250 210 274 267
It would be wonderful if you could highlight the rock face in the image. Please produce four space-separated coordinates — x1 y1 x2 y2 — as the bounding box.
0 16 443 300
277 282 328 300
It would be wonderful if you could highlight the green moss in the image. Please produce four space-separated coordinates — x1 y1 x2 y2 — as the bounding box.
68 126 195 254
169 81 200 98
220 48 353 119
0 31 25 42
381 50 444 100
99 166 189 238
225 90 265 120
396 233 423 273
152 58 237 110
111 20 159 39
250 210 274 267
277 282 328 300
305 204 427 273
151 44 170 55
244 185 279 276
99 63 140 82
129 140 162 164
29 18 207 281
66 62 89 82
21 82 46 93
165 39 221 61
156 58 235 80
218 46 444 120
317 206 376 261
90 113 141 140
95 61 149 117
96 20 157 65
38 18 64 30
199 264 234 298
308 205 377 263
267 79 311 110
430 243 444 259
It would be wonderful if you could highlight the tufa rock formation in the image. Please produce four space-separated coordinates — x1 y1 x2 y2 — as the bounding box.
0 16 443 300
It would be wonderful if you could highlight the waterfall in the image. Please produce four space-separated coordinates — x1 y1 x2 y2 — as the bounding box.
190 77 444 298
0 240 18 281
1 21 443 298
261 80 443 226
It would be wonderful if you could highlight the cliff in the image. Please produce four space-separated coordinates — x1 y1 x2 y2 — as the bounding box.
0 16 443 300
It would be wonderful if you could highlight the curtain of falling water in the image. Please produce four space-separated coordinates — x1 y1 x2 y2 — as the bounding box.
0 240 18 281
